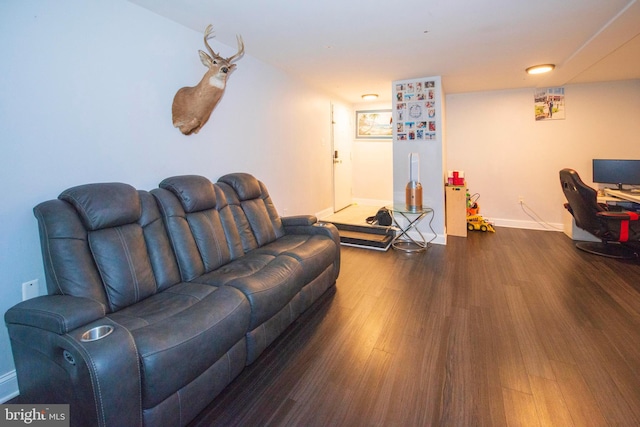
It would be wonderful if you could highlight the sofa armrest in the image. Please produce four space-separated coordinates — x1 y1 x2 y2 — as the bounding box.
4 295 106 335
281 215 317 227
6 298 142 426
282 216 340 247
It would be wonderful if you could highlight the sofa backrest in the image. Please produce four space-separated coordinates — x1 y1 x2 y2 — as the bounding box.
33 183 181 313
153 173 285 281
153 175 244 282
217 173 285 252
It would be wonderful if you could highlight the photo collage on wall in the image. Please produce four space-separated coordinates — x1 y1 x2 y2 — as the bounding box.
394 80 438 141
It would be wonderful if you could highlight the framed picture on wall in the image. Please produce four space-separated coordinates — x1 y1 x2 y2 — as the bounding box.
534 87 565 121
355 110 393 139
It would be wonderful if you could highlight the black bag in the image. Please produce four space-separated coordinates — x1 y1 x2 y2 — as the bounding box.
366 207 393 226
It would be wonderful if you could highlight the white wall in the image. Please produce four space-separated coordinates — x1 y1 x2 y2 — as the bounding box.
352 101 393 205
393 76 446 244
0 0 340 401
352 80 640 232
446 80 640 230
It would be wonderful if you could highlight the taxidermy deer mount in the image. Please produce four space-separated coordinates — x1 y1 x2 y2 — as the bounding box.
172 24 244 135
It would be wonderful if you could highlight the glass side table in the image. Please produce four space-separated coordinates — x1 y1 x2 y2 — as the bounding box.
386 204 434 253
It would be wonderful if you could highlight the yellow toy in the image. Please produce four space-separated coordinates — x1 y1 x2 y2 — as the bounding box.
467 214 495 232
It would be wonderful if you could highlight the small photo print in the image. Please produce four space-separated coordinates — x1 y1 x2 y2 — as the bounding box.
534 87 565 120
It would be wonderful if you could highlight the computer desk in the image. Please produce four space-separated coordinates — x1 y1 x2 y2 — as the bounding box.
604 188 640 204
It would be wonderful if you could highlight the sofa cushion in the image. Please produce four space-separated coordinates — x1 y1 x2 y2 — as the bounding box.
138 191 182 292
152 184 243 280
33 199 110 303
217 175 285 251
108 282 218 330
59 183 140 231
192 253 275 287
191 254 304 329
89 223 157 311
110 284 251 409
255 234 338 284
35 184 188 313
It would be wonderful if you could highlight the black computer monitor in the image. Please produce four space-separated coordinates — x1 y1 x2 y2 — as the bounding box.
592 159 640 190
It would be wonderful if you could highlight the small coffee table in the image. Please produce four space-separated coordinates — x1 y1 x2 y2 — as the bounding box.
386 204 434 252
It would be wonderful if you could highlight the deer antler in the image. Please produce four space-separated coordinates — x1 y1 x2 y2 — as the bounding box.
203 24 220 60
227 35 245 63
202 24 244 63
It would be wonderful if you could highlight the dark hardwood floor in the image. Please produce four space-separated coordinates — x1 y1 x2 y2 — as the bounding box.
190 228 640 426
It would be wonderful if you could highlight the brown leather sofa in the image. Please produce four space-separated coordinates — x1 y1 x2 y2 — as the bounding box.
4 173 340 427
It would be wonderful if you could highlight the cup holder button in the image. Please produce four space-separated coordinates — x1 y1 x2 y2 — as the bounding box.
81 325 114 342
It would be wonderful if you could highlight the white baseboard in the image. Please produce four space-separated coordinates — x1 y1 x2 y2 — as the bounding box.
402 230 447 246
493 218 563 232
0 370 19 403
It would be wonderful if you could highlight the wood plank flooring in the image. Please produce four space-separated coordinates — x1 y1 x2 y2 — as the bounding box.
190 228 640 426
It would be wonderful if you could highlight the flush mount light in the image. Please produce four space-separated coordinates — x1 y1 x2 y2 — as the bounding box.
361 94 378 100
526 64 555 75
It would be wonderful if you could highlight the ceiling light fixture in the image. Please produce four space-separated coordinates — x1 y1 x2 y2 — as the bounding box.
361 94 378 100
526 64 555 75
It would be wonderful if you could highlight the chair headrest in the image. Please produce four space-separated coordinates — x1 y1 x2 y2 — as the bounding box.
59 183 140 231
159 175 217 213
218 173 261 201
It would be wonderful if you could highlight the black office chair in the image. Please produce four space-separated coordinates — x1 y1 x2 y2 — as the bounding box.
559 168 640 259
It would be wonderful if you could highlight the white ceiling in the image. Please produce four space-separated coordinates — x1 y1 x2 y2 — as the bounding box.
128 0 640 104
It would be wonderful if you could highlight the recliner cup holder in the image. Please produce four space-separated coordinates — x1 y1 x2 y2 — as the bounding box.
81 325 114 342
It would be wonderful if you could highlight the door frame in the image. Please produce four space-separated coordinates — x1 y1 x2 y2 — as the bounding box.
331 102 353 212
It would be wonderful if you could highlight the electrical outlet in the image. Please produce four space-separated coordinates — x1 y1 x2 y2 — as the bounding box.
518 196 524 204
22 279 41 301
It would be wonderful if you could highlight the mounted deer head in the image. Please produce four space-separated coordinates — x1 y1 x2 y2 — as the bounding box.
172 24 244 135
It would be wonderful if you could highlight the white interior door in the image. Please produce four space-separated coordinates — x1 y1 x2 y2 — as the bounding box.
332 103 353 212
